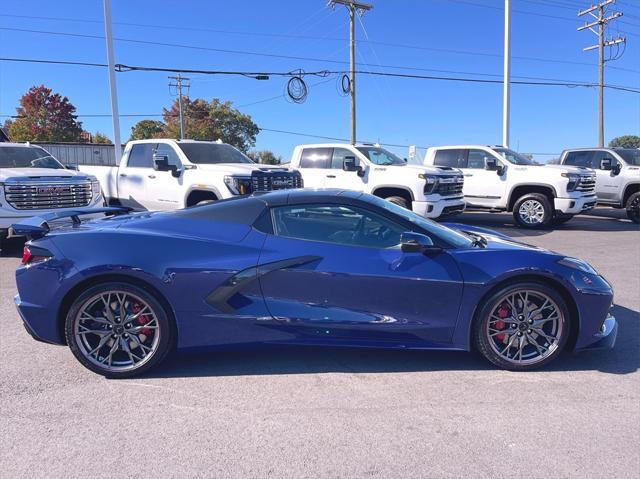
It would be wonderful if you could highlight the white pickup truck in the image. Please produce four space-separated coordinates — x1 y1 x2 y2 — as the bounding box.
80 139 303 210
424 145 597 228
1 142 104 247
559 147 640 223
289 143 466 219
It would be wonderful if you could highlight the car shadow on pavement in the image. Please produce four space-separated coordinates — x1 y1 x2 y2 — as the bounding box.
0 237 24 258
453 208 638 237
148 303 638 379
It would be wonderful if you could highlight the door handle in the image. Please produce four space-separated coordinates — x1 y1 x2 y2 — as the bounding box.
119 173 127 177
464 174 474 177
148 174 156 179
326 175 336 178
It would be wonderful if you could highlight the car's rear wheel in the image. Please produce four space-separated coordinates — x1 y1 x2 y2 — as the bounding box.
513 193 553 229
473 282 569 371
65 282 173 378
626 192 640 224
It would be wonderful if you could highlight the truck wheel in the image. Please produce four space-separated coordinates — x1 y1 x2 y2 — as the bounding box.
385 196 409 210
552 214 574 226
626 192 640 224
513 193 553 229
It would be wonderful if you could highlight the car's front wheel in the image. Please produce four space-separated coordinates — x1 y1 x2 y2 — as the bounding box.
513 193 553 228
473 282 569 371
626 192 640 224
65 282 173 378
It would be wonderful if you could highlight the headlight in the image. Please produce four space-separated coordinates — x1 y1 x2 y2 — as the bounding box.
419 174 438 194
561 172 580 192
224 176 252 195
91 179 101 195
558 257 598 275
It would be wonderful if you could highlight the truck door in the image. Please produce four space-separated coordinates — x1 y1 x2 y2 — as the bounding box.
296 147 332 188
145 143 184 210
592 151 624 202
459 149 506 208
117 143 154 210
323 147 366 190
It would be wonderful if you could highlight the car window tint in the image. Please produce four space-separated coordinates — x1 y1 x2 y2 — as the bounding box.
299 148 332 168
331 147 357 169
155 143 182 168
434 149 465 168
467 149 489 169
564 151 592 167
272 204 404 249
127 144 155 168
590 151 618 170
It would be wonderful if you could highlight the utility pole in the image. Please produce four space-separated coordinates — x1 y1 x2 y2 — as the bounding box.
329 0 373 145
578 0 625 147
102 0 121 163
503 0 511 148
168 74 190 140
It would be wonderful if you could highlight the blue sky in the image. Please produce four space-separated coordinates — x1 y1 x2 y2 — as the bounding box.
1 0 639 162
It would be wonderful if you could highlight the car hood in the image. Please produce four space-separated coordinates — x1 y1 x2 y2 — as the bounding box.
0 167 91 182
193 163 291 175
442 222 550 253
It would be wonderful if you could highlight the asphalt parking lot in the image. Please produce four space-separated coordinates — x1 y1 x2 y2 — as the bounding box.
1 207 638 478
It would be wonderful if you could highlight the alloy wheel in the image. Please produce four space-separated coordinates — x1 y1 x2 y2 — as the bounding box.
518 200 545 225
73 291 161 372
486 289 564 365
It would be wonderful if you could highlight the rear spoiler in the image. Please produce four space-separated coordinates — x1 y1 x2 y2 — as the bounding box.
11 207 132 239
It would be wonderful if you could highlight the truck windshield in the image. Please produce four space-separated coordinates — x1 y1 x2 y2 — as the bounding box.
493 148 536 165
176 143 254 164
356 146 406 166
618 149 640 166
0 146 64 169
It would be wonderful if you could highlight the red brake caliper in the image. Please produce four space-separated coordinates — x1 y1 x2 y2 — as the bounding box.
494 303 510 341
132 301 152 336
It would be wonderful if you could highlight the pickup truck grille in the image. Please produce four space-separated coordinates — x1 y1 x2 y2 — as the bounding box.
4 181 92 210
251 171 303 192
436 176 464 196
576 175 596 193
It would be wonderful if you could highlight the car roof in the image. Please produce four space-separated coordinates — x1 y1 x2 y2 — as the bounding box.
252 188 362 206
0 142 44 148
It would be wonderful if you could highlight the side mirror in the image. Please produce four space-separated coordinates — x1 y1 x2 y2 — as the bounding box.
343 156 365 177
612 162 621 175
485 157 498 171
400 232 441 255
600 158 613 171
153 154 180 177
65 165 78 171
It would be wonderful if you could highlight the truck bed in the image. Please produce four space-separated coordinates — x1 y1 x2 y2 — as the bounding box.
78 165 119 200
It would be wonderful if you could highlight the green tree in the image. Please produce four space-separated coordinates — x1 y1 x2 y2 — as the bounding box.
129 119 166 140
162 98 259 152
92 131 112 144
248 150 282 164
3 85 83 142
609 135 640 149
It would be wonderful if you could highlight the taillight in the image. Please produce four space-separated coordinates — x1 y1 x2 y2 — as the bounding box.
21 245 52 266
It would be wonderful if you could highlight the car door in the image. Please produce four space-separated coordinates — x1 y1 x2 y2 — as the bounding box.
458 149 506 207
257 203 464 345
117 143 154 210
591 151 624 201
296 147 332 188
145 143 184 210
323 147 364 190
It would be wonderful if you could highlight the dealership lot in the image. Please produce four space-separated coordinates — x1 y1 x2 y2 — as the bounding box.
1 208 638 478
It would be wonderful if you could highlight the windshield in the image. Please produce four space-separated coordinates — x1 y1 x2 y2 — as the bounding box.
0 146 64 169
493 148 536 165
366 195 473 248
617 149 640 166
356 146 406 166
177 143 254 164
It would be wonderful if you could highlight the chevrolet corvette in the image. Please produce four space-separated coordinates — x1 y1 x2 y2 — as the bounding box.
13 190 617 377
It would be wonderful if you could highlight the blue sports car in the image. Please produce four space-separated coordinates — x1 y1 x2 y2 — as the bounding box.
13 190 616 378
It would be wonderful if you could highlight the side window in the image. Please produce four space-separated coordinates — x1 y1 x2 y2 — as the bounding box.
590 151 617 170
155 143 182 168
434 149 465 168
467 149 491 169
271 204 404 249
564 151 592 167
331 147 357 169
127 144 155 168
299 148 332 169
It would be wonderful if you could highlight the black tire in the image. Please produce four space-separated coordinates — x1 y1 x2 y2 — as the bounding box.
385 195 409 210
512 193 553 229
626 192 640 224
473 281 569 371
65 282 174 378
552 214 574 226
